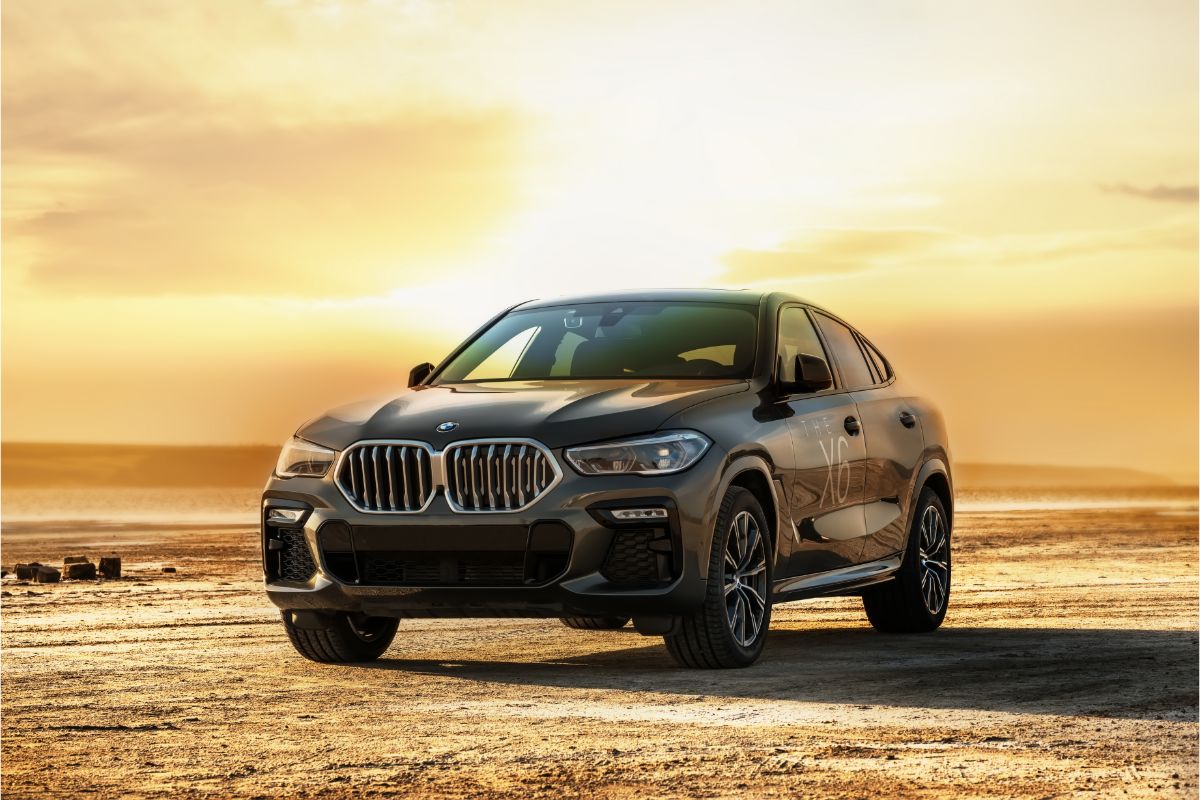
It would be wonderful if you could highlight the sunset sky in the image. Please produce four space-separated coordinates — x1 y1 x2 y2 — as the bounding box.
3 0 1197 481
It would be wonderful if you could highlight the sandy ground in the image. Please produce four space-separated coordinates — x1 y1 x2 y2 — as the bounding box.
1 505 1196 798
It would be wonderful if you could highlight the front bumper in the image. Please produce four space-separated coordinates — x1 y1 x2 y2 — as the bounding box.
261 446 727 618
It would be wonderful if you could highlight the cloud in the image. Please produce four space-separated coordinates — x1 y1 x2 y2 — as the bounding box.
721 220 1197 283
3 89 526 296
722 228 955 281
0 2 528 297
1099 183 1198 203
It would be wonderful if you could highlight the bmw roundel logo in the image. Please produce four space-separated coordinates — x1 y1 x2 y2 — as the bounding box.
436 421 459 433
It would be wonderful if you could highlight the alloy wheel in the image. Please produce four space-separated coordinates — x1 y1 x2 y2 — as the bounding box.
917 505 950 615
723 510 769 647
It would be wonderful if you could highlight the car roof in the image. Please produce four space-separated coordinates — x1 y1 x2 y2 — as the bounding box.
513 288 811 310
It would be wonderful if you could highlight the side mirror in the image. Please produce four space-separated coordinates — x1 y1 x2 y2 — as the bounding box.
408 362 434 387
778 353 833 395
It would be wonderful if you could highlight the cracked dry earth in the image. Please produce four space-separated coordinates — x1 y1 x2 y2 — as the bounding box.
2 504 1197 798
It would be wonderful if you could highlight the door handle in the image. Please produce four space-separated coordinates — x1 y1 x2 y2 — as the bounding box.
898 411 917 429
844 416 861 436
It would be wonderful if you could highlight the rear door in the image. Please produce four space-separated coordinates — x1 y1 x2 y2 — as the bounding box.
847 333 926 562
776 306 869 577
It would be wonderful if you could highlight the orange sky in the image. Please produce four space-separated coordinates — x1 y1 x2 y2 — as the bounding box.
2 0 1197 481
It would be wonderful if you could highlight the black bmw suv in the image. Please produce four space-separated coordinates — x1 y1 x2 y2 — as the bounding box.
263 289 953 668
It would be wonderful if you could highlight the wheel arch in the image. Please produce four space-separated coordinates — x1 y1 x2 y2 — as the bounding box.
921 470 953 521
911 458 954 534
717 454 786 566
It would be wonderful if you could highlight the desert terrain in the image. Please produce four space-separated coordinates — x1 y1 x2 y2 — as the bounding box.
1 482 1196 798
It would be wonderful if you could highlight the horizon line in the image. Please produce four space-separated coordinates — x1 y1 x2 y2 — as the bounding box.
1 439 1194 482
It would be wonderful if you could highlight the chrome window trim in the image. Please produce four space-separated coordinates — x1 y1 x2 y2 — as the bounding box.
332 437 561 515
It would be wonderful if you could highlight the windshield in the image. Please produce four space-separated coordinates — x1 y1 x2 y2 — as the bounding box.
433 301 758 383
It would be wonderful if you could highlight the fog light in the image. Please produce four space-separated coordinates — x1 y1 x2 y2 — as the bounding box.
611 507 669 521
267 508 306 525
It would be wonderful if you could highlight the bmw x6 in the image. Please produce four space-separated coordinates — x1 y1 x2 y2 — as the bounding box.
262 289 953 668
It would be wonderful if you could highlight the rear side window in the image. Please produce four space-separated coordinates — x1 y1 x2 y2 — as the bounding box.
814 313 875 390
777 307 828 383
859 337 890 383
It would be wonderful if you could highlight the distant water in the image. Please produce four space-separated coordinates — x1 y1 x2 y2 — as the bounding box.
1 487 260 528
956 486 1197 513
1 485 1194 529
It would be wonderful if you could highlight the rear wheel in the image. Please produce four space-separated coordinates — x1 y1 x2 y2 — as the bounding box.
281 610 398 663
862 488 951 633
665 486 773 668
559 615 630 630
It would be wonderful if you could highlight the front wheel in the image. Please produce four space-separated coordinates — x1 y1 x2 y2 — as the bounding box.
281 610 398 663
665 486 773 668
862 488 951 633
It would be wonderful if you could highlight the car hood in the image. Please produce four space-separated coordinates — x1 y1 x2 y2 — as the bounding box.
297 379 748 451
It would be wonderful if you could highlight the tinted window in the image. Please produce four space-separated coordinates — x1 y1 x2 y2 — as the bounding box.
463 325 540 380
860 337 890 382
435 302 758 382
814 313 875 390
777 307 828 383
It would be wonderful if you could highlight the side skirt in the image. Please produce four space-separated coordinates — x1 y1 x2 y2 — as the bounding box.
771 554 902 603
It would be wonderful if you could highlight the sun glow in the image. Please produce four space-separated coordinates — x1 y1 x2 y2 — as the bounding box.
2 0 1196 480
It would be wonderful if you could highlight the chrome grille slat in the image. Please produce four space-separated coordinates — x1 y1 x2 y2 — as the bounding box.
358 449 371 507
371 447 383 510
501 444 512 510
472 446 483 509
385 446 397 511
416 448 427 506
348 450 360 500
485 444 497 510
517 445 528 507
398 446 410 510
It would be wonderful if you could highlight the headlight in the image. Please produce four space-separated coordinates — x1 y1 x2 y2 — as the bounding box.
565 431 711 476
275 437 337 478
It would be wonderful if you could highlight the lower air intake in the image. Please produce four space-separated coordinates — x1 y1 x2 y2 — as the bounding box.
601 528 673 585
276 528 316 583
361 554 528 586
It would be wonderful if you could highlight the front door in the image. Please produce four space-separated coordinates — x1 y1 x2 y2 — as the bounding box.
812 312 923 565
775 306 869 577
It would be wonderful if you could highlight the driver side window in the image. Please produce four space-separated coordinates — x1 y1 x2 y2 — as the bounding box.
777 308 828 383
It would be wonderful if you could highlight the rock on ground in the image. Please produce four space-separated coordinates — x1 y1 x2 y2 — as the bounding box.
62 562 97 581
32 566 60 584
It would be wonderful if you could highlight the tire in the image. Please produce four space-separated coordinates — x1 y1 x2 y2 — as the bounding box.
862 488 951 633
281 610 398 663
664 486 773 668
559 616 630 630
